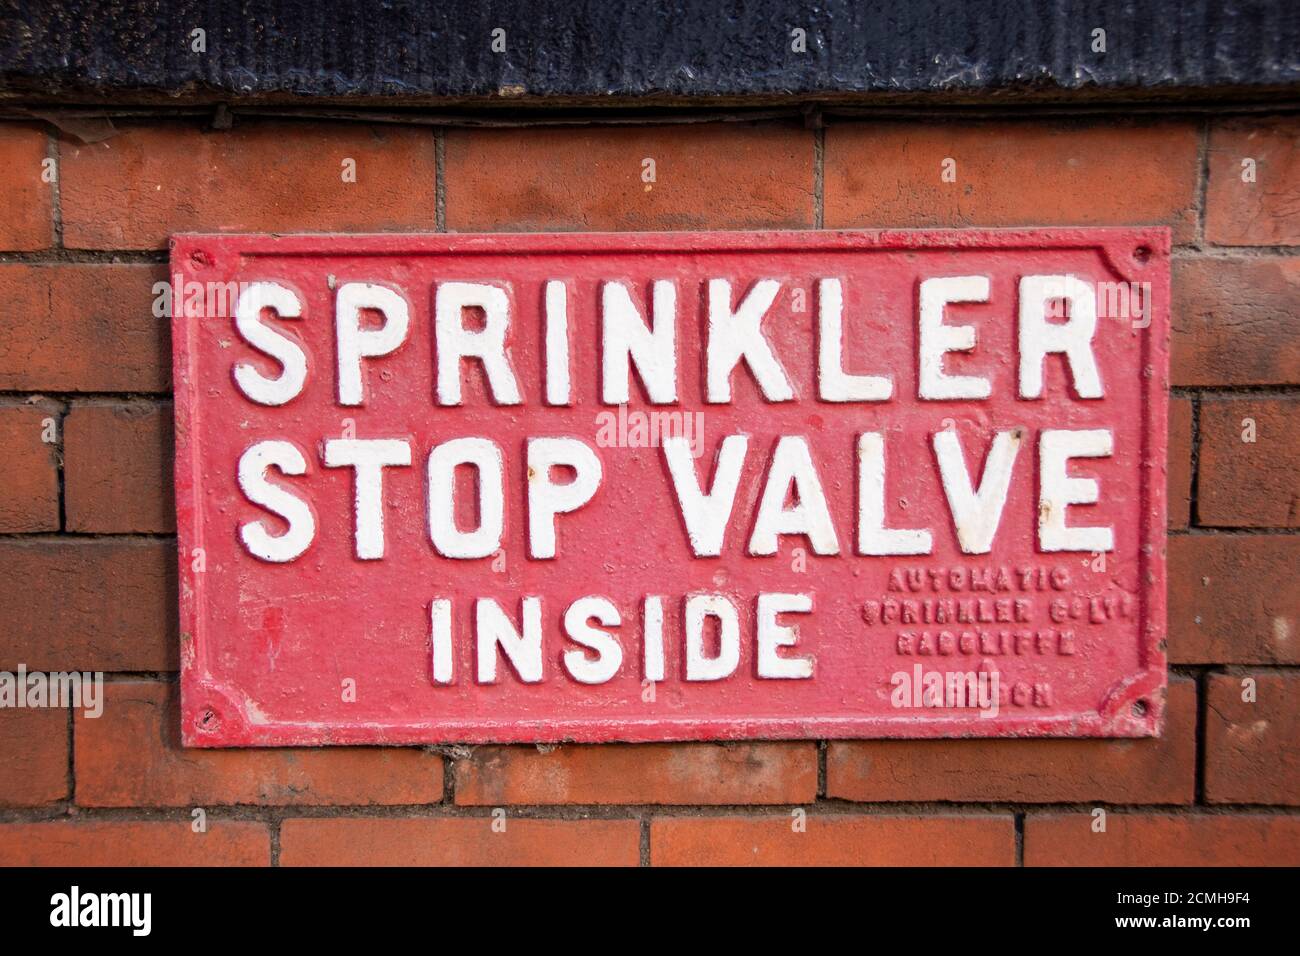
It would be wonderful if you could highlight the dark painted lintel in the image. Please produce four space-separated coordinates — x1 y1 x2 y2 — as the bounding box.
1 1 1297 106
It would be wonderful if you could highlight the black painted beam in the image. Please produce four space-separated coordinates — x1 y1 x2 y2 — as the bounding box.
1 0 1297 104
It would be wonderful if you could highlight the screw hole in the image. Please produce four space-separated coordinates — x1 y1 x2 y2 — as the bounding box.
190 249 213 268
1131 699 1148 717
199 707 219 730
1133 245 1151 264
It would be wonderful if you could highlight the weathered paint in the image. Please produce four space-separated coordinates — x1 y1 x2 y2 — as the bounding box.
172 229 1169 746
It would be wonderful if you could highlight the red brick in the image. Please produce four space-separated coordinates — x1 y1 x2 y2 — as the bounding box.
0 820 270 866
0 264 169 391
0 539 174 672
454 742 815 806
75 681 443 806
651 814 1014 866
1168 535 1298 664
1205 672 1300 806
64 402 174 533
0 124 53 250
280 817 639 866
445 124 813 231
0 402 60 532
0 707 68 806
1197 398 1299 527
1025 813 1300 866
827 677 1195 805
1207 117 1300 246
1172 257 1299 386
61 122 437 249
825 121 1199 240
1168 396 1192 530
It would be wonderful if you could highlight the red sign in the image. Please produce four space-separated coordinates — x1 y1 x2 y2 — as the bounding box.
172 229 1169 746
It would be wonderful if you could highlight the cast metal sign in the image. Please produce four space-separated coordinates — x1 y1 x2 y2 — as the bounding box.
171 230 1169 745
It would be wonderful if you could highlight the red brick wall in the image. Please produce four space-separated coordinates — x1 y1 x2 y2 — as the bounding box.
0 114 1296 866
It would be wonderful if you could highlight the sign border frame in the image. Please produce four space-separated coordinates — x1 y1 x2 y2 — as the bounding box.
171 227 1170 746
